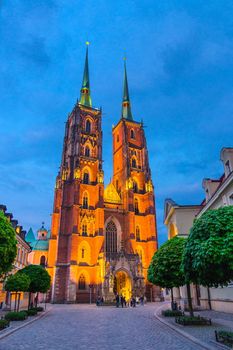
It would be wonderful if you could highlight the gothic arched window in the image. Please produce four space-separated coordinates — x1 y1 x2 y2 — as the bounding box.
40 255 46 267
130 129 135 139
133 180 138 193
136 226 140 241
83 193 88 209
85 146 90 157
82 224 87 236
105 221 117 253
132 158 137 168
83 171 89 184
134 198 139 214
78 274 86 290
85 120 91 133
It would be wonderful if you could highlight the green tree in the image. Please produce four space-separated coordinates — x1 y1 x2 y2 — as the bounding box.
0 211 17 279
5 273 30 311
19 265 51 308
183 206 233 310
148 236 186 308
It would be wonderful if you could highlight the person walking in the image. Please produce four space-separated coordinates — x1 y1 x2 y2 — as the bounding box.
116 294 120 308
120 295 124 308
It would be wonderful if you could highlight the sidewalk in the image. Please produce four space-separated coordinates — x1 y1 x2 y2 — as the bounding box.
0 305 51 340
155 303 233 350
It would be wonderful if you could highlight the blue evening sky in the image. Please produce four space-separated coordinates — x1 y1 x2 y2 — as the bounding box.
0 1 233 245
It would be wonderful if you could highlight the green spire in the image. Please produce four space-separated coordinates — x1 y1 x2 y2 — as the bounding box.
121 60 133 120
79 43 92 107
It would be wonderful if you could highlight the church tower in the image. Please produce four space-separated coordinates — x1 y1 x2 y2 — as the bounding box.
46 48 159 303
48 44 105 303
103 61 158 300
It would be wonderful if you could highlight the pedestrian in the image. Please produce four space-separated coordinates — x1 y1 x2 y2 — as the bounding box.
120 295 124 308
116 294 120 308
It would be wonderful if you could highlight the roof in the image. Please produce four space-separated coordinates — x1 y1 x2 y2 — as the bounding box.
25 228 36 243
30 239 49 251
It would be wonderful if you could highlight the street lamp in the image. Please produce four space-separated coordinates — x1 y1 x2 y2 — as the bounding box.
89 284 93 304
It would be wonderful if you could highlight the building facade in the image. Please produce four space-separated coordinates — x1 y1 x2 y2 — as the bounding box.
35 46 159 303
164 147 233 312
0 205 31 310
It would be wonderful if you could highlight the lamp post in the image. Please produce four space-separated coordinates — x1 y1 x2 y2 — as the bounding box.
89 284 93 304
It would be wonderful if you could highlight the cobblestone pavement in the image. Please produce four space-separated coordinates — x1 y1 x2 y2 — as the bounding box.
0 303 208 350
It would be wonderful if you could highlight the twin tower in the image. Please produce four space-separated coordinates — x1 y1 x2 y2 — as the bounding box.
46 45 159 303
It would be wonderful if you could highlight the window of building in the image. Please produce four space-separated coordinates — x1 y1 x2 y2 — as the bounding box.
117 134 119 142
83 194 88 209
130 129 135 139
134 198 139 214
83 171 89 184
132 158 137 168
133 180 138 193
136 226 140 241
85 146 90 157
82 224 87 236
105 221 117 253
229 193 233 205
40 255 46 267
81 248 85 259
116 180 119 191
78 274 86 290
85 120 91 133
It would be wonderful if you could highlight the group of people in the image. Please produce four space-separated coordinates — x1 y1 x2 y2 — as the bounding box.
115 294 145 308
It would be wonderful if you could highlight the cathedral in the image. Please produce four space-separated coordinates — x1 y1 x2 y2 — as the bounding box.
28 45 159 303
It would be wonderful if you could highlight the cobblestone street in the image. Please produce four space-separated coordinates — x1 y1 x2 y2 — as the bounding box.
0 304 210 350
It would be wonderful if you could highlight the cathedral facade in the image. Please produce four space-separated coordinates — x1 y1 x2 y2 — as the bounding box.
45 46 158 303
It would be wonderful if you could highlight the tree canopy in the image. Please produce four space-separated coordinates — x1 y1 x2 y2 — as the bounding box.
19 265 51 293
183 206 233 288
5 272 30 292
0 211 17 278
148 236 186 289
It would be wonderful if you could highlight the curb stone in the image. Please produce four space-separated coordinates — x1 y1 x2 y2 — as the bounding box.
154 303 218 350
0 308 51 341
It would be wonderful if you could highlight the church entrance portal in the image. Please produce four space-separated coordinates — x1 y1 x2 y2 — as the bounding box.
114 271 132 301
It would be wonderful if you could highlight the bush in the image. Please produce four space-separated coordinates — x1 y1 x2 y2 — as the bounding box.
27 309 38 316
175 315 211 326
5 311 28 321
162 309 183 317
215 330 233 347
35 306 44 312
0 319 10 330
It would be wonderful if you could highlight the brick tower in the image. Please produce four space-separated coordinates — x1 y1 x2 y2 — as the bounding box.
46 47 159 303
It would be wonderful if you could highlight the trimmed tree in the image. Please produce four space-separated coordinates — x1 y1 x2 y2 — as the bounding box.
0 211 17 279
183 206 233 310
5 273 30 311
148 236 186 309
19 265 51 309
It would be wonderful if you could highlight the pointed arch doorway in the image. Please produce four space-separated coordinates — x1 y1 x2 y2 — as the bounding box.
114 270 132 301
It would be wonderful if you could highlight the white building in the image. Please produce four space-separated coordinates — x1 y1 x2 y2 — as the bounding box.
164 147 233 313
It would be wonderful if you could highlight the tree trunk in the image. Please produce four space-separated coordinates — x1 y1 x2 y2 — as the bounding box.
17 293 21 312
207 286 212 310
28 292 31 310
186 283 194 317
170 288 174 309
14 293 17 312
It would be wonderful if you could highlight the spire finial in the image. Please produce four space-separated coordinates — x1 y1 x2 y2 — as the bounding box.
121 58 133 120
79 43 92 107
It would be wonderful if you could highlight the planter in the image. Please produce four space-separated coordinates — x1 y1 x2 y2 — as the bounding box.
162 309 184 317
215 330 233 348
175 315 211 326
